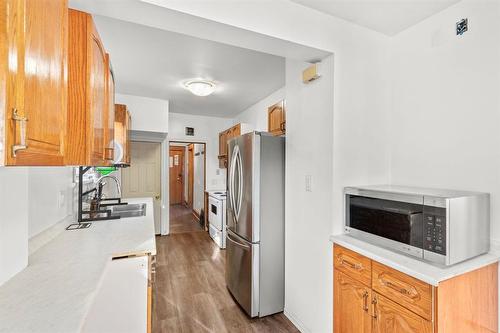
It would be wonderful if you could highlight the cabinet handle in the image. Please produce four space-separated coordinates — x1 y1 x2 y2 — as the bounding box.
362 291 369 312
371 296 378 319
380 277 418 298
280 121 286 131
338 256 363 271
12 108 28 157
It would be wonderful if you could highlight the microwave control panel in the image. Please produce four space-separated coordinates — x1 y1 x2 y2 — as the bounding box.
424 213 446 255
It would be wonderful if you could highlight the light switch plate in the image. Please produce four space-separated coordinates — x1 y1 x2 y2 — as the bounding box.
305 175 312 192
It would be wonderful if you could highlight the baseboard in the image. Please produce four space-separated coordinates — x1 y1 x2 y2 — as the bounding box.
192 209 200 220
29 215 73 257
283 309 310 333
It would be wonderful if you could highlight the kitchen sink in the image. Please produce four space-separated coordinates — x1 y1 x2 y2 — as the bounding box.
109 203 147 218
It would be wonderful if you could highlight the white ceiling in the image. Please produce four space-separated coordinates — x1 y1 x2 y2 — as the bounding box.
93 15 286 118
289 0 461 36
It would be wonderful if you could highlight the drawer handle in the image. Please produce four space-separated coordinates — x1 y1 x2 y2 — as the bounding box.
380 278 418 299
339 256 363 271
362 291 369 312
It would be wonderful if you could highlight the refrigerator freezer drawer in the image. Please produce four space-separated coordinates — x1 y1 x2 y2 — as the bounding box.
225 229 259 317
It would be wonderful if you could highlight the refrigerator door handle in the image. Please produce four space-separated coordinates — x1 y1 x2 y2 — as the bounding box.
236 148 243 219
229 145 239 223
227 230 250 249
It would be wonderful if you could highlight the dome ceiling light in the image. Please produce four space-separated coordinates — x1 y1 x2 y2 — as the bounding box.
183 79 217 97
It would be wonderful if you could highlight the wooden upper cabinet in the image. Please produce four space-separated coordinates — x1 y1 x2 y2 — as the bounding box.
66 9 112 166
125 111 131 164
218 123 244 168
268 100 285 136
1 0 68 165
114 104 131 166
334 271 372 333
104 54 115 164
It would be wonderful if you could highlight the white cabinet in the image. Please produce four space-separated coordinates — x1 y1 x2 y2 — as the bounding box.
82 255 150 333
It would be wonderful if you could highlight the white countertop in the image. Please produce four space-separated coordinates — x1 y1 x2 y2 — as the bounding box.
330 234 499 286
0 197 156 333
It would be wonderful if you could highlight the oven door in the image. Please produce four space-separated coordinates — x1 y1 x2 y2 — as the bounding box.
209 197 223 230
346 194 424 258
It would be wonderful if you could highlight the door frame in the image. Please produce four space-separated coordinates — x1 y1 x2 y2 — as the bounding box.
168 145 186 205
168 139 207 234
187 144 194 208
129 130 169 236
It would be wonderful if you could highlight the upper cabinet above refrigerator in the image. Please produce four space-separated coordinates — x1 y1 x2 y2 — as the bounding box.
0 0 68 166
267 100 285 136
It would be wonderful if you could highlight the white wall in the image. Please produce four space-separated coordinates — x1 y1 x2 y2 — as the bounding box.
233 87 286 131
193 143 205 214
168 112 233 191
390 0 500 238
284 57 334 332
28 168 74 238
115 93 169 133
0 168 28 286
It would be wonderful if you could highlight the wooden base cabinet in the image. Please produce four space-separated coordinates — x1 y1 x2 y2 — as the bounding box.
333 245 498 333
1 0 68 166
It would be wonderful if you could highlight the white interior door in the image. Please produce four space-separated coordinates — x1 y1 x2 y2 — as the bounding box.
122 141 162 234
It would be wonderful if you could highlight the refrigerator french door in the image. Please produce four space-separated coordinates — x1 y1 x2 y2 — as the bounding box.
225 132 285 318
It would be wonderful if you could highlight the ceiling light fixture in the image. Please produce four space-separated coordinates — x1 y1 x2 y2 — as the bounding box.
183 79 216 97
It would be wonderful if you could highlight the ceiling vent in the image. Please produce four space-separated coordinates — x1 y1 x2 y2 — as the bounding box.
302 63 322 84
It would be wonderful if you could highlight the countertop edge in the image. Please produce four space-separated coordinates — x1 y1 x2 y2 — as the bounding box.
330 234 499 286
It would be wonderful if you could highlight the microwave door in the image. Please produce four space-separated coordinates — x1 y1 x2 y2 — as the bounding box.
347 195 424 251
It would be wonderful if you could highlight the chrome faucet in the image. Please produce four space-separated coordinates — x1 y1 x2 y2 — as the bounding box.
95 175 122 200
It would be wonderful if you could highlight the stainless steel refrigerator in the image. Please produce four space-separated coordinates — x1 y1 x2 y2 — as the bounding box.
225 131 285 318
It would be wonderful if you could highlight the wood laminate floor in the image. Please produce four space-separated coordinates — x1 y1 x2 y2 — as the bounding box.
153 231 299 332
169 204 204 234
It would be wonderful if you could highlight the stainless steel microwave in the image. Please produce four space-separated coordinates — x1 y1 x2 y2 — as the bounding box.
344 185 490 266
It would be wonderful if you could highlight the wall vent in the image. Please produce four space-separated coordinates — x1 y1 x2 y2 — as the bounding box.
185 127 194 136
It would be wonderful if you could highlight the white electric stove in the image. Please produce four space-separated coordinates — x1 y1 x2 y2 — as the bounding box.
208 191 227 249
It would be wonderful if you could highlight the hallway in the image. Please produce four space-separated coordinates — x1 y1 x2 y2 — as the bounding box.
152 231 299 332
169 204 204 234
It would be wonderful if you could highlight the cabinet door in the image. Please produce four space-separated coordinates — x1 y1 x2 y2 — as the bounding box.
104 54 114 164
232 124 241 137
372 293 432 333
88 23 107 166
334 271 372 333
125 111 131 164
219 131 227 157
268 101 284 136
4 0 67 165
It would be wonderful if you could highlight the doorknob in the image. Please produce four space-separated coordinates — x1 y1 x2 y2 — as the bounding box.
155 195 160 200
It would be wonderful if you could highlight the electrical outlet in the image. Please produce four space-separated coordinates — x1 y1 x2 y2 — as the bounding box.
216 169 221 176
305 175 312 192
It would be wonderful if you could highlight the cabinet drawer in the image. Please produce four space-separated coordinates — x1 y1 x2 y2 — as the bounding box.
334 245 372 287
372 261 433 321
